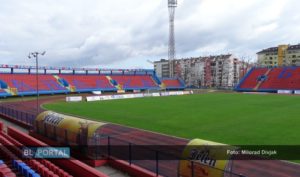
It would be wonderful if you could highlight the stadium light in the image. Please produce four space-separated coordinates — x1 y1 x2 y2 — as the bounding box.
28 51 46 115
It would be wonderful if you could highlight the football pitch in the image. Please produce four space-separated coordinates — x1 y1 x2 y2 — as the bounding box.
44 93 300 145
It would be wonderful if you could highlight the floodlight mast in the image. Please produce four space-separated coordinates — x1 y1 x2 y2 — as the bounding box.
28 51 46 115
168 0 177 77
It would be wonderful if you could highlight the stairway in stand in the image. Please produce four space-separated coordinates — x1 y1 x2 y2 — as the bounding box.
254 68 272 90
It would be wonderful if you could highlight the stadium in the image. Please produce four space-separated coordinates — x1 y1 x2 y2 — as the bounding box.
0 64 300 177
1 0 300 177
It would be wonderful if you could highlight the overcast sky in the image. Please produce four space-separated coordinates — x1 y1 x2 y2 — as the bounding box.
0 0 299 69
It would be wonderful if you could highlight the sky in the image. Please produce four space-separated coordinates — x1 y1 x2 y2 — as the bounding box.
0 0 300 69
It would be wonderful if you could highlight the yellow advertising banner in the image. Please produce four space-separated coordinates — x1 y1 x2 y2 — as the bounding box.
36 111 106 138
179 139 234 177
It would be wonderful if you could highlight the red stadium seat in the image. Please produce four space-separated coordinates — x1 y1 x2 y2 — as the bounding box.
0 74 66 92
237 66 300 91
111 75 157 89
162 78 183 88
59 75 115 90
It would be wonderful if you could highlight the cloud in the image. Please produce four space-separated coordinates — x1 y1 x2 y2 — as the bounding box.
0 0 299 68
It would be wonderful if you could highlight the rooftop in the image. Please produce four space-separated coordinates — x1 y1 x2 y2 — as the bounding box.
287 44 300 50
257 47 278 54
257 43 300 54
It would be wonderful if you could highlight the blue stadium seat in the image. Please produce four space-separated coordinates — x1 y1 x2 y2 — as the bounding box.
12 160 40 177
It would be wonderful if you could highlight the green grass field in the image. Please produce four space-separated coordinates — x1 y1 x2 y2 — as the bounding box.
44 93 300 145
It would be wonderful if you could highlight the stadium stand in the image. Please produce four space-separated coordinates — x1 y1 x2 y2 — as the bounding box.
0 65 185 97
0 74 67 95
0 89 8 98
237 67 268 90
235 66 300 92
259 67 300 90
6 126 108 177
0 161 17 177
59 74 117 92
161 78 185 89
0 124 75 177
110 75 159 90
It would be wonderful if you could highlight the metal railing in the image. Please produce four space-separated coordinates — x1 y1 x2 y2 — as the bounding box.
0 105 35 127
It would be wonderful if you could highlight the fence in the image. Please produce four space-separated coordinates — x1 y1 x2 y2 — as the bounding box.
86 134 245 177
0 104 35 127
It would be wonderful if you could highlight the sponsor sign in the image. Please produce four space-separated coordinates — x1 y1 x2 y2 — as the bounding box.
133 90 141 93
144 93 152 97
86 91 189 102
152 93 160 97
277 90 292 94
179 139 233 177
92 91 102 95
117 90 126 93
134 93 144 98
169 91 178 96
86 96 100 102
183 91 191 95
176 91 183 95
100 95 112 100
294 90 300 94
66 96 82 102
161 92 169 96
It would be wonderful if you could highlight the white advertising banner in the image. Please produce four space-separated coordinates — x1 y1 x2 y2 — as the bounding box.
169 91 178 96
133 90 141 93
183 91 190 95
66 96 82 102
177 91 184 95
161 92 170 96
294 90 300 94
277 90 292 94
86 96 100 102
144 93 152 97
127 94 135 98
135 93 144 98
87 91 189 102
92 91 102 95
117 90 125 93
102 96 112 100
152 93 160 97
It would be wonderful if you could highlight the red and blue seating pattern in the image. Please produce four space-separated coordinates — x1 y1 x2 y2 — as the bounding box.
0 160 17 177
5 126 107 177
0 127 73 177
0 73 184 97
110 75 158 89
59 75 116 91
0 74 67 95
236 66 300 92
0 72 185 97
161 78 185 89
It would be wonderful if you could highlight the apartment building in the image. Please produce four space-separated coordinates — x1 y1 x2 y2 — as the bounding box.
154 54 243 88
257 44 300 66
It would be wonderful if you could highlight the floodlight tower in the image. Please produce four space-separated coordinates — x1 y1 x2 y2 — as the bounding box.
28 51 46 115
168 0 177 77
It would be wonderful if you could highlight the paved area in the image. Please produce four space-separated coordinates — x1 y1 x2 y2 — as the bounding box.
96 165 130 177
0 116 28 133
